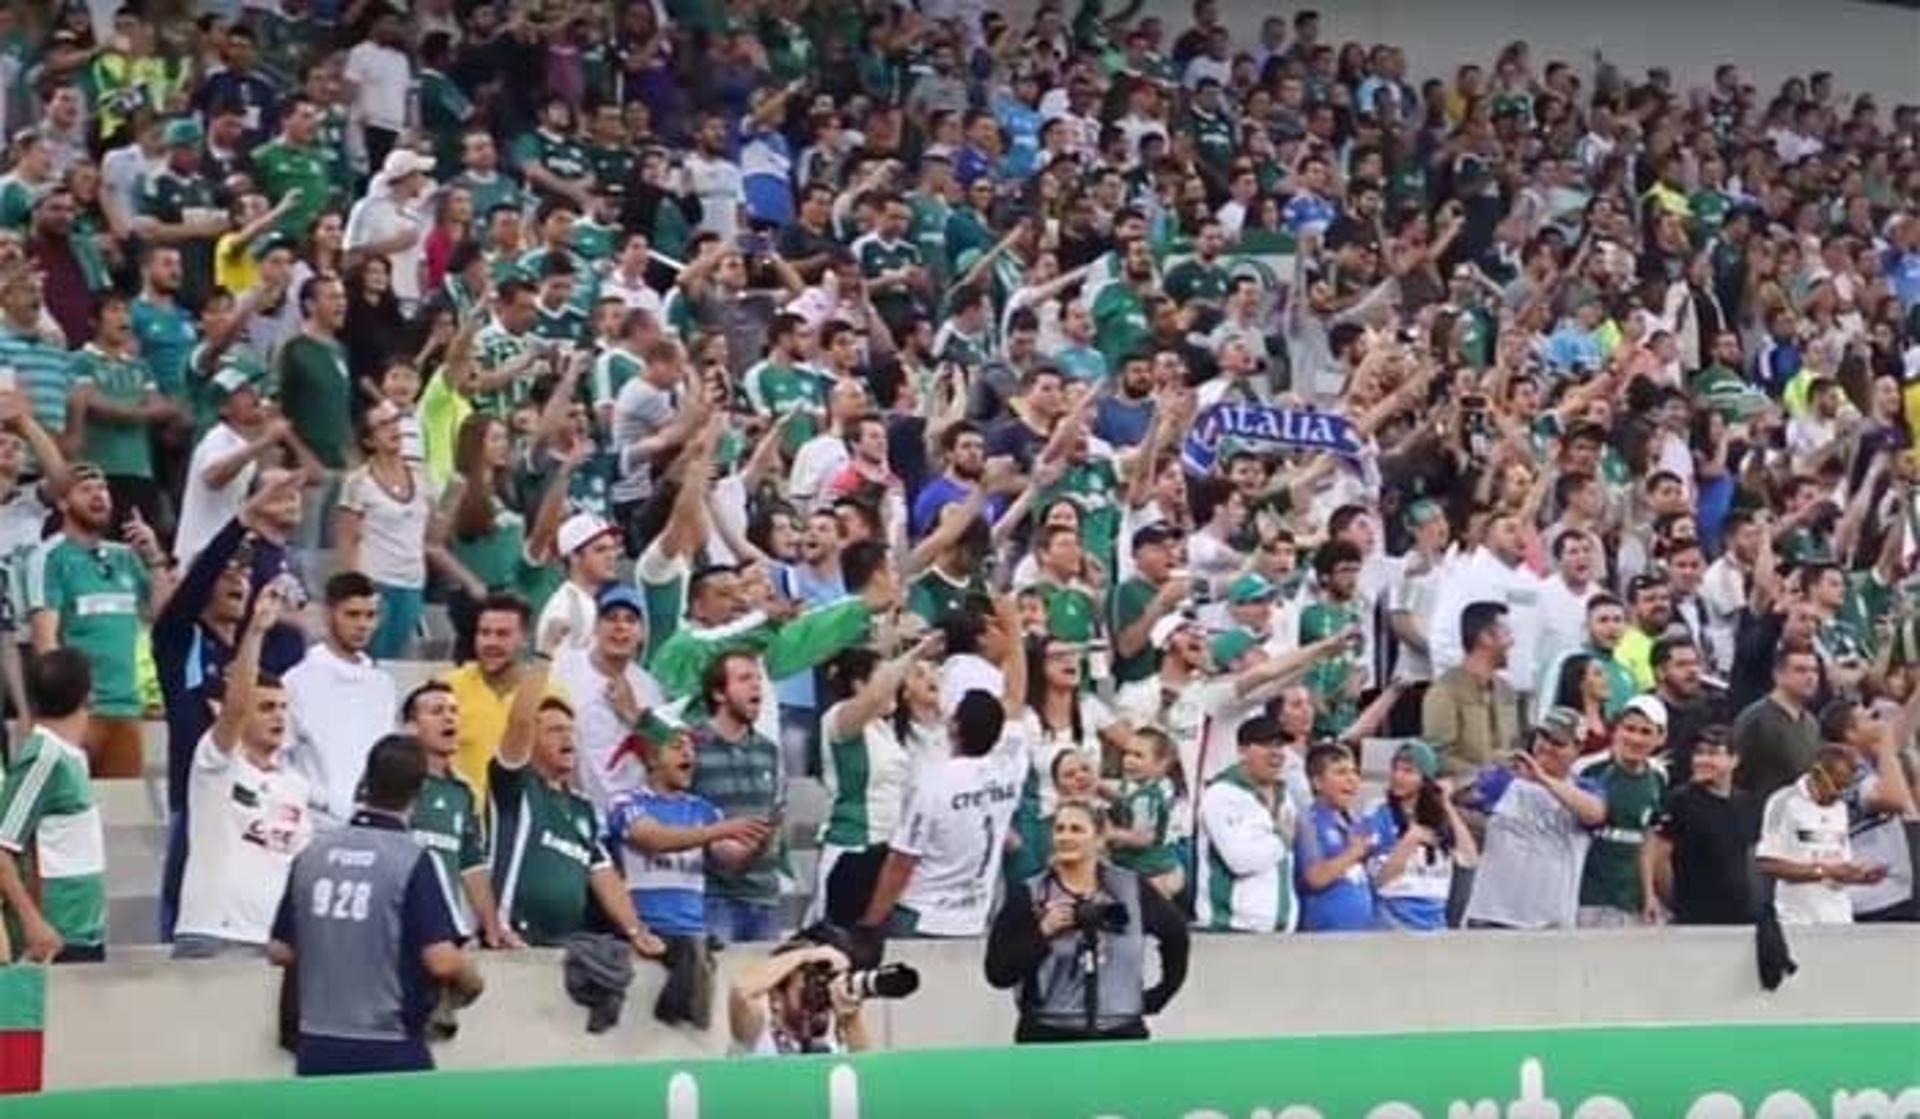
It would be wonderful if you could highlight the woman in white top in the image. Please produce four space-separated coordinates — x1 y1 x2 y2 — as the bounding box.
810 643 945 924
335 400 475 659
1006 633 1133 881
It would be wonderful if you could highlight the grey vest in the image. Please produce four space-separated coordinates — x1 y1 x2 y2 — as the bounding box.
286 823 423 1042
1022 865 1147 1034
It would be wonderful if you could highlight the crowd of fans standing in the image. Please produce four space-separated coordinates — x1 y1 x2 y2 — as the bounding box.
0 0 1909 1020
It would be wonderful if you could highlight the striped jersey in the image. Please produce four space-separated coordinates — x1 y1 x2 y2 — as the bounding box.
0 326 75 442
0 727 105 947
605 785 721 937
688 720 783 905
473 320 537 415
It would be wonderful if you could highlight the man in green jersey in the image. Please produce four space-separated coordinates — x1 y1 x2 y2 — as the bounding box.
402 682 512 950
1111 523 1189 685
0 649 107 962
1093 240 1156 367
1163 219 1232 308
134 119 227 311
27 464 175 778
513 98 596 208
1575 696 1669 927
449 130 527 223
252 98 340 239
466 278 547 416
742 312 827 452
71 292 182 529
488 663 665 955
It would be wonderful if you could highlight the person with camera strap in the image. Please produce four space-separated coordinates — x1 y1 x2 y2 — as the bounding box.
984 799 1190 1044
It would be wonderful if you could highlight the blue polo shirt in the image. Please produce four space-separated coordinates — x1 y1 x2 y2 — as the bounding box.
1295 801 1378 931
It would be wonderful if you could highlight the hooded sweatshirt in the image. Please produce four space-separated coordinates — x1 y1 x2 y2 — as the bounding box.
285 642 399 827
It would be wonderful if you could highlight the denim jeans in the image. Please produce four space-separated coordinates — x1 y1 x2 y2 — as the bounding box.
703 896 781 945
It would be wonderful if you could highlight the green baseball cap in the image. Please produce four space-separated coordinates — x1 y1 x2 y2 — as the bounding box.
161 118 203 148
1404 498 1446 527
209 353 265 399
1208 628 1257 666
1226 572 1278 605
1394 740 1440 780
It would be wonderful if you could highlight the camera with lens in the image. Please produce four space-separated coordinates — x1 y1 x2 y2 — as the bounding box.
791 922 920 1015
1071 899 1129 936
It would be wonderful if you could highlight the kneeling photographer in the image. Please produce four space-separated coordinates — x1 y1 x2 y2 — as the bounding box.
726 923 917 1056
984 800 1190 1044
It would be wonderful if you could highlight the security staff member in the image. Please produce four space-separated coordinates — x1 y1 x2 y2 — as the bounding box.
270 735 483 1076
984 800 1190 1043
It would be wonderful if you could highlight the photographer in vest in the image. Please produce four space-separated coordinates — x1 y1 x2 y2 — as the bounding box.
984 800 1190 1044
269 736 483 1077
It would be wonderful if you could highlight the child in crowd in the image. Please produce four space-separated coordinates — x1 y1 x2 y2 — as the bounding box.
605 726 769 1028
1107 727 1186 899
1295 744 1380 932
377 359 425 473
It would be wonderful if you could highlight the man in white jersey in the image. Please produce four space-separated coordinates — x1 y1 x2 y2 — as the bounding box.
176 586 312 957
535 512 622 656
862 599 1030 937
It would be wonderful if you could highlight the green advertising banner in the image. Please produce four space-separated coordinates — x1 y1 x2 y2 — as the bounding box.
11 1022 1918 1118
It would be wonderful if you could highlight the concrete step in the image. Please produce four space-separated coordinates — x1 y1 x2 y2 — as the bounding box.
106 824 165 899
97 775 165 829
108 894 160 947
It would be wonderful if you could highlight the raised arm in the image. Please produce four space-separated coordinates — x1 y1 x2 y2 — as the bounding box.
826 637 938 741
496 663 550 769
210 586 281 752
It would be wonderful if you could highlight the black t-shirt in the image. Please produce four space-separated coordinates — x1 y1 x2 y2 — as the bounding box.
1654 784 1760 925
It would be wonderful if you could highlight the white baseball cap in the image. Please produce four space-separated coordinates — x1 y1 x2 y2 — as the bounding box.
1619 694 1669 734
557 512 619 557
1149 612 1200 651
379 148 436 183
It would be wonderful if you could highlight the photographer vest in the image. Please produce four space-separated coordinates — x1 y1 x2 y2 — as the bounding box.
1022 865 1147 1034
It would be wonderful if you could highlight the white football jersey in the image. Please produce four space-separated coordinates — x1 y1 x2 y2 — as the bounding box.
890 716 1032 937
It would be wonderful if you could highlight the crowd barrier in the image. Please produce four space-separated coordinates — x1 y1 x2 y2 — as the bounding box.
10 925 1918 1091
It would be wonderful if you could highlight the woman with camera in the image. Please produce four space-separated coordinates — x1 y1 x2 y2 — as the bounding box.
726 939 874 1056
984 800 1190 1044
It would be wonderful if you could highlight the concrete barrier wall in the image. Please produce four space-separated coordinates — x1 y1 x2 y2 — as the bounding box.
989 0 1920 103
41 925 1920 1090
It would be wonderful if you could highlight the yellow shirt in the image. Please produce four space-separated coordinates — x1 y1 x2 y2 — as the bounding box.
214 233 259 298
1614 627 1656 692
443 662 555 806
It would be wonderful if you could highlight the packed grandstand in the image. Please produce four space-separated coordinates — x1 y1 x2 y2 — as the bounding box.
0 0 1911 1086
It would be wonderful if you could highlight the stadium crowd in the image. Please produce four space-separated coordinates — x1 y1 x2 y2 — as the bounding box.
0 0 1913 1044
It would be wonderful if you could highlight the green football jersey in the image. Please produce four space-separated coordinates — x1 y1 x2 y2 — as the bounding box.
23 536 151 717
487 758 609 947
0 728 105 948
412 770 486 938
1577 758 1667 912
71 345 157 479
